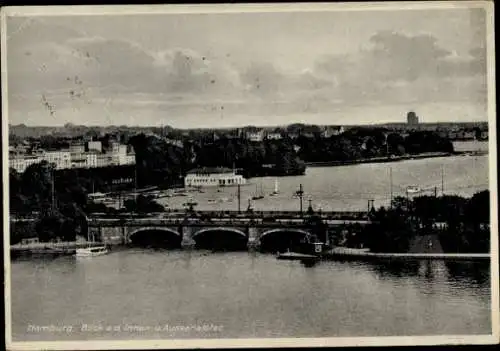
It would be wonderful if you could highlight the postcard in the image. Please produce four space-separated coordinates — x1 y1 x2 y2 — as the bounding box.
2 2 498 350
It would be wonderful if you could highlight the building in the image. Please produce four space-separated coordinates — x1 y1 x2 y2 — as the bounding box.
184 167 246 187
43 150 72 169
265 132 283 140
9 156 42 173
69 143 85 154
245 130 265 142
321 126 345 138
9 140 135 173
164 138 184 148
85 152 99 168
87 140 102 153
95 153 111 168
407 111 419 125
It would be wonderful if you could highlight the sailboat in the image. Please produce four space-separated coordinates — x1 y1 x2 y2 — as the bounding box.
75 229 109 258
270 178 279 196
406 185 421 194
252 183 265 200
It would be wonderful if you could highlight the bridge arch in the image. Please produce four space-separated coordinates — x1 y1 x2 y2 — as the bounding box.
192 227 248 251
260 228 312 240
129 227 181 248
259 228 312 253
129 227 181 238
192 227 247 238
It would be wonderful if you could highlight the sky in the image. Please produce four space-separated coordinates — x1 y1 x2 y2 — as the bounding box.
4 4 491 128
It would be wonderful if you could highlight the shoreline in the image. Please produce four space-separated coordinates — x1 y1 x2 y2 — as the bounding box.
10 242 490 261
304 151 487 168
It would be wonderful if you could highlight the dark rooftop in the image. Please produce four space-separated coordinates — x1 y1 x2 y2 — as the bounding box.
187 167 234 174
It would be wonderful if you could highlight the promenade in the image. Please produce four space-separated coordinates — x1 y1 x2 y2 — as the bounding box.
305 150 487 168
325 247 490 261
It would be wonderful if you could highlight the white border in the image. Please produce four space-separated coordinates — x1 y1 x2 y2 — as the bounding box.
2 2 498 350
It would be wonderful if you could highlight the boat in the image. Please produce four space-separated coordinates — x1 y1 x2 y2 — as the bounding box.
252 183 265 200
270 178 279 196
276 238 324 265
406 185 421 194
76 245 109 257
75 228 110 258
277 252 319 260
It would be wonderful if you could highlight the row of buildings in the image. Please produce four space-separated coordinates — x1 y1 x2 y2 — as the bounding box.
9 140 136 174
203 126 346 142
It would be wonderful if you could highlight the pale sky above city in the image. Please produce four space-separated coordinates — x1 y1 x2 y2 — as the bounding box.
4 4 491 128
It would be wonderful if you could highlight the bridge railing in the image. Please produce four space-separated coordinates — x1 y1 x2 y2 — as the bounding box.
87 217 373 227
87 209 369 220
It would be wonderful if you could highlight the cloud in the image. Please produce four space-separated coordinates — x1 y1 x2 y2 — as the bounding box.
6 18 488 126
312 31 486 105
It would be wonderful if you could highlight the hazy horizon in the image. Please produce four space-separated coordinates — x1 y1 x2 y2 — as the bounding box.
4 5 490 128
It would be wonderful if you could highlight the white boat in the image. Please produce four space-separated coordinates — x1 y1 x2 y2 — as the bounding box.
406 185 421 194
270 178 279 196
76 230 109 258
76 245 109 257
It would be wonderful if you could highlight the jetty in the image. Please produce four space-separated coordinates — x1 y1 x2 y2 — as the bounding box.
10 241 105 257
277 252 319 261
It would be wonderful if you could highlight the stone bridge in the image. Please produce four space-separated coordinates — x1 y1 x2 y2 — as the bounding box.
87 212 372 250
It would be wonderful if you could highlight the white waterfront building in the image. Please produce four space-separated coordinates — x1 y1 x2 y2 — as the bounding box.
184 167 246 187
9 141 136 173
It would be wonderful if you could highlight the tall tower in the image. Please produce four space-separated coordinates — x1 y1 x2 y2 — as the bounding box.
407 111 419 125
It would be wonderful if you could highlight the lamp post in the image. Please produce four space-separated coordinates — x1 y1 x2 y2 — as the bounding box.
184 197 197 214
247 198 253 213
295 184 304 216
237 183 241 214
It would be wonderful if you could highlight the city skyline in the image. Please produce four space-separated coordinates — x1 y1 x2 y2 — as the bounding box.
4 5 490 128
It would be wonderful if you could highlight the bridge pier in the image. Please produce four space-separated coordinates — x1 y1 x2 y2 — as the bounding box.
180 225 196 249
247 227 260 250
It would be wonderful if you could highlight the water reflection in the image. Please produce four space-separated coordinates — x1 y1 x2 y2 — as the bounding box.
445 261 490 286
10 250 492 340
367 258 490 294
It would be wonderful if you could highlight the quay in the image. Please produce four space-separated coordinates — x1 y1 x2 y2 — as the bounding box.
305 150 487 168
323 248 490 262
10 241 103 256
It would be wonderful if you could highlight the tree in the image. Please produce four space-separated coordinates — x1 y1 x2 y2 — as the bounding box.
123 195 165 213
35 211 64 242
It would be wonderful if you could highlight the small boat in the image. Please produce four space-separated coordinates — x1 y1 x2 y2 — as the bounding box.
270 178 279 196
76 245 109 257
252 183 265 200
76 229 109 258
406 185 421 194
207 199 217 204
277 252 319 261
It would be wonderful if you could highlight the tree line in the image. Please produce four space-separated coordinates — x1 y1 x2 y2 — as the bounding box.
340 191 490 253
128 129 452 188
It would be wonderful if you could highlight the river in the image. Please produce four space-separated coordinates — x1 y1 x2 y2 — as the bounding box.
10 141 492 341
10 251 491 341
156 153 489 212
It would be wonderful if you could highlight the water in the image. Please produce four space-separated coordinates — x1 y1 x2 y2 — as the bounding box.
10 251 491 341
452 140 489 153
158 154 489 211
10 148 492 341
